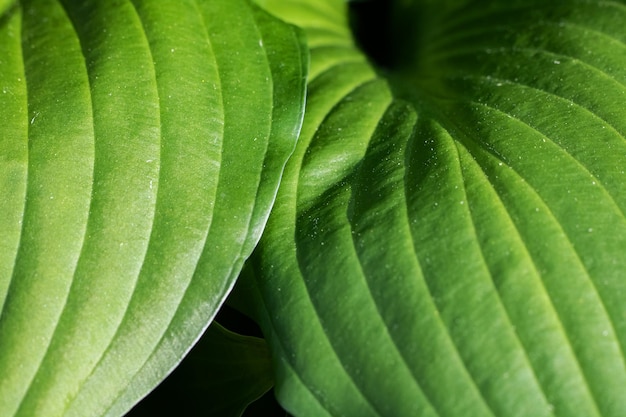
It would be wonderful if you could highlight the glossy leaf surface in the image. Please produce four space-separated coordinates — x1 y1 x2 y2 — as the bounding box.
243 0 626 416
0 1 306 416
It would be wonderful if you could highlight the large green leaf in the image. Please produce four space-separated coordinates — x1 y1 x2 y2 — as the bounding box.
0 1 306 416
242 0 626 416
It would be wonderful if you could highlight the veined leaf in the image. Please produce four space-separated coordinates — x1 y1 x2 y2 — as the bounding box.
243 0 626 416
0 1 306 416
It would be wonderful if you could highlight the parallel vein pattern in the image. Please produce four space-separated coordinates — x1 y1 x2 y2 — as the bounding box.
242 0 626 416
0 1 307 416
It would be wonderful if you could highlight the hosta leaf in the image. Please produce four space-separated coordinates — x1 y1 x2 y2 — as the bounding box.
0 1 306 416
243 0 626 416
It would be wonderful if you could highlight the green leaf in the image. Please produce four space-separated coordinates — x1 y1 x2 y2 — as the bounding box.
0 1 306 416
127 322 274 417
243 0 626 416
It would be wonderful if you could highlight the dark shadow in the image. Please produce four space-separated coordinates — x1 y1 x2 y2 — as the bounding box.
348 0 396 69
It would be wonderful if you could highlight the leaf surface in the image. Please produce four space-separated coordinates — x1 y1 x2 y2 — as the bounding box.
243 0 626 416
0 1 306 416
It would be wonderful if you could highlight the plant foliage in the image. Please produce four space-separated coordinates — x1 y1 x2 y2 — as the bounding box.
0 0 305 415
1 0 626 416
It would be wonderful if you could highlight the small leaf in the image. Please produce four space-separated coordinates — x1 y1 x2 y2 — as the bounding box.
127 322 273 417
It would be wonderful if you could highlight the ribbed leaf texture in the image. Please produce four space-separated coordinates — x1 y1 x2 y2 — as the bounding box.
0 1 307 416
240 0 626 416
